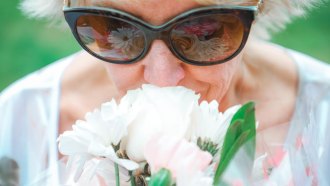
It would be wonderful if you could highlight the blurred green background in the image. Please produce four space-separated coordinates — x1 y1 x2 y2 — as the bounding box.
0 0 330 91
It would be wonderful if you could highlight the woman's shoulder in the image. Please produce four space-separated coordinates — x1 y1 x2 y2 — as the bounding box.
260 42 330 96
286 48 330 105
286 49 330 84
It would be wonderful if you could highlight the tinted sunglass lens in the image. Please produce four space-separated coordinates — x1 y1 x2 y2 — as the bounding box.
171 14 244 64
76 15 145 62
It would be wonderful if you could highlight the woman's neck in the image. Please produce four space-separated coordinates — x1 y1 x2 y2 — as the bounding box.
220 40 298 131
219 46 259 111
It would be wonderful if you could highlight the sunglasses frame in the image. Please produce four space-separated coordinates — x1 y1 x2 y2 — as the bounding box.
64 5 258 66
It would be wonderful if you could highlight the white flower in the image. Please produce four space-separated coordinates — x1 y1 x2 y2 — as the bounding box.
108 27 144 58
144 134 213 186
144 134 212 176
190 100 240 156
58 99 139 172
176 170 213 186
108 27 137 49
122 84 201 162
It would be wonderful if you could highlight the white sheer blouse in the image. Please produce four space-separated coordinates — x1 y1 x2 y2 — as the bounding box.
0 55 73 185
0 49 329 185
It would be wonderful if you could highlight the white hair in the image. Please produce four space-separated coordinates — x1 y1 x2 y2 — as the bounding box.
20 0 323 39
252 0 322 38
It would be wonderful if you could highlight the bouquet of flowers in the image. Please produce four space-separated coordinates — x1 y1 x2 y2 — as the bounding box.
57 84 257 186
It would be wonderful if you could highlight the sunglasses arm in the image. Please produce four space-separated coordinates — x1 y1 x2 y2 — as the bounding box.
64 0 70 7
256 0 264 16
64 0 79 7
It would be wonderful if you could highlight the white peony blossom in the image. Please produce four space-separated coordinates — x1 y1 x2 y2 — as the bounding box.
122 84 201 162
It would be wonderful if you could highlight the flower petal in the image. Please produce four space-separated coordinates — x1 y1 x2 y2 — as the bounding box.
125 85 200 162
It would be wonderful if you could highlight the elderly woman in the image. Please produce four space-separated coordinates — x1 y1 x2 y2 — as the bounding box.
0 0 329 185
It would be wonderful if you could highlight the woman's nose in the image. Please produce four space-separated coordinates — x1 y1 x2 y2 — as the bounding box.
142 40 185 87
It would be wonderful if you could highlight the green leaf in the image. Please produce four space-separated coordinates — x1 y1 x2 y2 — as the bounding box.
148 168 172 186
240 102 256 135
229 102 256 157
220 119 244 160
230 102 255 124
238 102 256 158
213 102 257 185
214 130 251 185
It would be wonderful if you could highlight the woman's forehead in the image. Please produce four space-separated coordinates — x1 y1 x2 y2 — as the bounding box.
68 0 259 25
90 0 258 7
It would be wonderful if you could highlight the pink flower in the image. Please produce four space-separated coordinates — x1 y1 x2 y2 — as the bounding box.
144 134 212 178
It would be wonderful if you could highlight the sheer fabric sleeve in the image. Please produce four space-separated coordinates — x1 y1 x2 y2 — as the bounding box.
0 56 73 185
285 50 330 186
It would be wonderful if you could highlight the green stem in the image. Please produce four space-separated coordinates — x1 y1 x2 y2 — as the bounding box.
129 171 136 186
115 163 120 186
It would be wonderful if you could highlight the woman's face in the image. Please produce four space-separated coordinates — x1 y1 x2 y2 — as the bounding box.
100 0 246 103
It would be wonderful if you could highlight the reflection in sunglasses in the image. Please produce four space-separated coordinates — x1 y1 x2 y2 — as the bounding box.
78 25 145 60
172 15 243 62
108 28 144 59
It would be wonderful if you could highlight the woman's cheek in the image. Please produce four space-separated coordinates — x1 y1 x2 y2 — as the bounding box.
187 55 242 101
103 63 145 96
